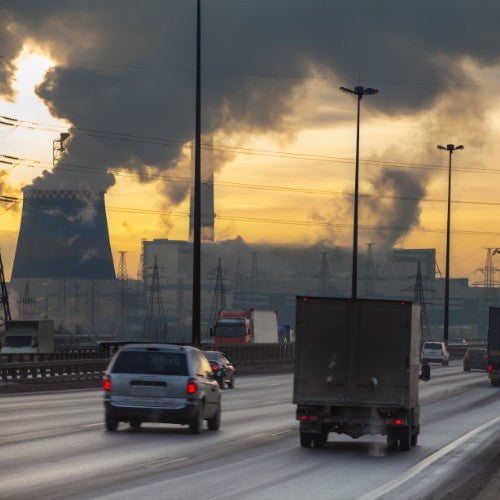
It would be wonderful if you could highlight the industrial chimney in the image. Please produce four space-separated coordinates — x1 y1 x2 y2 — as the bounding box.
12 189 115 280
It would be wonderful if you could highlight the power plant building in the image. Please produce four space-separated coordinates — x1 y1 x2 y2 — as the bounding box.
12 189 115 280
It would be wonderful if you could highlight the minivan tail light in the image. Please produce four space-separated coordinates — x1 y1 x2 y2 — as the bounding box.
187 378 198 395
464 354 470 359
103 374 111 391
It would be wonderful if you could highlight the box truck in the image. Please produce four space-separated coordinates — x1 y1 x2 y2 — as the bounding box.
293 297 429 451
1 320 55 354
213 309 278 344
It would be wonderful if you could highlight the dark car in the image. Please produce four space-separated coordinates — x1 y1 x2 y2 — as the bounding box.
103 344 221 433
204 351 235 389
463 347 487 372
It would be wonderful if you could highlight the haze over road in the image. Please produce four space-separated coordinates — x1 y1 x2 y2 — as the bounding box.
1 364 499 499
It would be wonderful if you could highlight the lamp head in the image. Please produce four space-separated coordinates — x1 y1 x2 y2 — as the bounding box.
437 145 446 150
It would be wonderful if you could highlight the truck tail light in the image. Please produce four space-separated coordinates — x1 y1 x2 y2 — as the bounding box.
187 378 198 395
386 418 407 425
488 365 496 373
103 374 111 391
299 414 319 422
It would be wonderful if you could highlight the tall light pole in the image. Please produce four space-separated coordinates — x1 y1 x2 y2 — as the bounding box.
437 143 464 346
340 85 379 299
192 0 201 347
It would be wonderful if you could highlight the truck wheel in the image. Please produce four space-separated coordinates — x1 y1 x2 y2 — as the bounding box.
399 426 411 451
130 420 142 429
411 432 418 446
105 414 119 431
300 433 313 448
312 432 328 448
386 429 398 451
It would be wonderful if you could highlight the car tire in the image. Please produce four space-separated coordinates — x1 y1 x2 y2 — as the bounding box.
227 376 234 389
130 420 142 429
399 426 411 451
300 432 313 448
189 407 204 434
207 403 221 431
386 429 398 451
105 414 119 432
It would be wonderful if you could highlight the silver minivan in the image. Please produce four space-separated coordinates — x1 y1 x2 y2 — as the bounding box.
103 344 221 433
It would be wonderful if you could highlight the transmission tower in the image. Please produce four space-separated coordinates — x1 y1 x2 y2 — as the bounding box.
137 239 145 283
362 243 376 298
233 257 245 307
209 257 227 331
20 279 35 319
250 252 259 303
0 250 11 325
413 262 431 340
318 252 333 296
478 248 500 304
85 279 101 339
143 255 169 342
112 251 129 339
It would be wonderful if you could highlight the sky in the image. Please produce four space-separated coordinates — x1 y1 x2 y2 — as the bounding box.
1 0 500 283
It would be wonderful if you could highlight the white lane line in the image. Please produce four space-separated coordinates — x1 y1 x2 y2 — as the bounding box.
144 457 190 469
80 423 103 429
359 415 500 500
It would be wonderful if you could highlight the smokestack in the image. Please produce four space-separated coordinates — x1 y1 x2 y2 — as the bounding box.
12 189 115 280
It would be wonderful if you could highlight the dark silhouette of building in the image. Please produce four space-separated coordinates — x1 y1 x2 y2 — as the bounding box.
12 189 115 280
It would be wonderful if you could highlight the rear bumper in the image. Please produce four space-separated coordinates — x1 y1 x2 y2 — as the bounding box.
421 357 446 364
104 400 200 424
464 362 487 370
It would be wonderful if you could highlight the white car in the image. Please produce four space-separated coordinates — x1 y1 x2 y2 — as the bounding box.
421 341 449 366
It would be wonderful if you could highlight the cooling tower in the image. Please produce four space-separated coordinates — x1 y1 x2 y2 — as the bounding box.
12 189 116 280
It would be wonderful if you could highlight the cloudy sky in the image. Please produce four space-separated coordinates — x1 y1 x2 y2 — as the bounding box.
1 0 500 282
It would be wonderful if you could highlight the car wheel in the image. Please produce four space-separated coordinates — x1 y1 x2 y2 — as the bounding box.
227 376 234 389
386 429 398 451
207 403 221 431
399 426 411 451
189 407 204 434
105 413 119 432
300 432 313 448
130 420 142 429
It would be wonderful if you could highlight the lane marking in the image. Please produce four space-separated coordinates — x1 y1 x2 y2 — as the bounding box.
359 415 500 500
80 423 103 429
144 456 190 469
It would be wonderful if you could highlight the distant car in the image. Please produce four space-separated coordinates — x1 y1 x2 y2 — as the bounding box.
204 350 235 389
463 347 487 372
103 344 221 433
421 341 450 366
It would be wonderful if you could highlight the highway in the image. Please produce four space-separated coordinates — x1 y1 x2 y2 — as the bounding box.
1 362 499 499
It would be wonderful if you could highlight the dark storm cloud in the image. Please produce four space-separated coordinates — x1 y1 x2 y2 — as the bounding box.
1 1 499 237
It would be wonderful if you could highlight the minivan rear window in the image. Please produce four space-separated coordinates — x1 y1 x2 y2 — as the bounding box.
111 351 188 375
423 343 442 350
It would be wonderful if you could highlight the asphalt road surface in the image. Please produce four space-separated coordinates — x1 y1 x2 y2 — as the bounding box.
1 362 499 500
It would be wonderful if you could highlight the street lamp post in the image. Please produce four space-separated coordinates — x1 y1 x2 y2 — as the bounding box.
340 85 379 299
437 143 464 346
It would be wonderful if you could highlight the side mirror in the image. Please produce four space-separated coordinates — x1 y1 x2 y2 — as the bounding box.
419 363 431 382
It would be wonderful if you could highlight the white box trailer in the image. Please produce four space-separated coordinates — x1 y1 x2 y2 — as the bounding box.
293 297 429 451
252 310 278 343
1 320 55 354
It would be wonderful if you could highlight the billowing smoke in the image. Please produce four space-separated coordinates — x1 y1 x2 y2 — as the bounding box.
1 1 499 243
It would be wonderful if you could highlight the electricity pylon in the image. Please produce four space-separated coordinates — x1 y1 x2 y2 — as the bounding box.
413 261 431 340
318 252 333 296
209 257 227 332
143 255 169 342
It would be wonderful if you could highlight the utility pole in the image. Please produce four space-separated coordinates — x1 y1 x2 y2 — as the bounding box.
191 0 202 347
340 85 379 299
437 143 464 346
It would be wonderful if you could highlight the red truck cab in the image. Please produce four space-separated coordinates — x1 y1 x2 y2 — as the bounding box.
213 309 253 344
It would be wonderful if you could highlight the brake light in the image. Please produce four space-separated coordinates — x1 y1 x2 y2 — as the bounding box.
103 375 111 391
386 417 407 425
488 365 496 374
187 378 198 395
211 362 220 372
299 415 318 422
483 355 488 360
464 354 470 360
